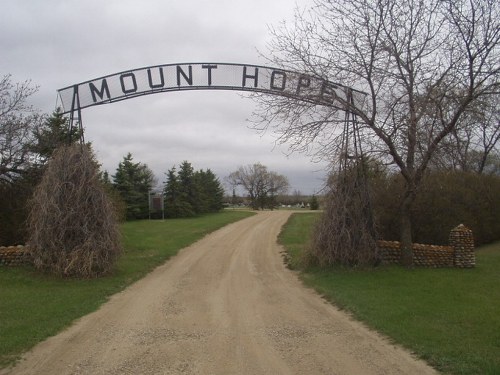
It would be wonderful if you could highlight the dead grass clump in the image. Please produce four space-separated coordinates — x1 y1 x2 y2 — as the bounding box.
28 144 122 278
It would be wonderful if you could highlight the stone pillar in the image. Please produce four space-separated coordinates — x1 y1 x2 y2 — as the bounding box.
449 224 475 268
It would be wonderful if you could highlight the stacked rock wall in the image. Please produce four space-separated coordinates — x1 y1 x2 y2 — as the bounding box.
378 224 475 268
0 245 31 266
378 241 454 267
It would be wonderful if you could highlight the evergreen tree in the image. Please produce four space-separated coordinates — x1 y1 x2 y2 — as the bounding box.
112 153 155 220
163 162 225 218
100 170 112 187
99 170 126 222
310 195 319 210
177 161 197 217
204 169 224 212
194 169 224 213
31 107 82 164
164 166 186 218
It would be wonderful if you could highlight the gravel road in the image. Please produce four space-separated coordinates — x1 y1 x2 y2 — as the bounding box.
6 211 437 374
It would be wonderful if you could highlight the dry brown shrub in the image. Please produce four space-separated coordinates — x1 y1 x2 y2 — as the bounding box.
308 164 380 267
27 144 122 278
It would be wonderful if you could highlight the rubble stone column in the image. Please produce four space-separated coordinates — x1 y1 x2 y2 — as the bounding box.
449 224 475 268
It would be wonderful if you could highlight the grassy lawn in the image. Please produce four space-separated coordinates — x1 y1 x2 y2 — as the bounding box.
0 210 254 368
279 213 500 375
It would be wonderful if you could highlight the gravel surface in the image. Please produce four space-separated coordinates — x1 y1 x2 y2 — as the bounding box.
5 211 438 374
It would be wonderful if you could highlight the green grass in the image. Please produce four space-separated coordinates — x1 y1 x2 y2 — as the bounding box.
0 210 254 368
279 213 500 375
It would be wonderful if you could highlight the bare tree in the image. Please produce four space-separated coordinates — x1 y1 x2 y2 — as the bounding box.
432 95 500 174
254 0 500 266
0 75 41 183
227 163 290 209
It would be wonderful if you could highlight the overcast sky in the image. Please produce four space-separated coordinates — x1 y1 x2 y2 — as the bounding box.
0 0 330 195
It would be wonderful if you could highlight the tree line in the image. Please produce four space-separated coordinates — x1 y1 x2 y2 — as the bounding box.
108 155 225 220
108 157 294 220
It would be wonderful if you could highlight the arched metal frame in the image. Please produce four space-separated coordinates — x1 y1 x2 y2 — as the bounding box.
57 62 367 142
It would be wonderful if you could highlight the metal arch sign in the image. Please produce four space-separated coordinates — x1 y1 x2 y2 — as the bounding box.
57 62 366 115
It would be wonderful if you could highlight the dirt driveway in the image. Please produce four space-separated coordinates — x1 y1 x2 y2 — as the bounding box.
6 211 437 374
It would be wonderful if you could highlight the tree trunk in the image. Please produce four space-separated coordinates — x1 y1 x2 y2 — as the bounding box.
399 192 415 267
400 203 413 268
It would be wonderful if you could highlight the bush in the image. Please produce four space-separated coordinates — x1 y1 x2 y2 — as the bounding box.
0 169 43 246
372 171 500 246
28 145 122 278
309 163 380 267
0 179 32 246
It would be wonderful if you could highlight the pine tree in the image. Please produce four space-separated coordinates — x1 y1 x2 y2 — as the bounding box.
164 166 186 218
194 169 224 213
112 153 155 220
310 195 319 210
163 163 225 218
31 107 82 164
177 161 197 217
204 169 224 212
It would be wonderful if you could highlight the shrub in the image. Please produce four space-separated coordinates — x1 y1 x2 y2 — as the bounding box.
372 171 500 246
0 178 33 246
0 168 44 246
28 144 122 278
308 163 380 267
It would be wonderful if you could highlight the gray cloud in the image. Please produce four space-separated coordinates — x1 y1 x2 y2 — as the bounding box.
0 0 328 195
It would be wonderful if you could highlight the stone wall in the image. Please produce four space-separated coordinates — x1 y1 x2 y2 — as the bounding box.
0 225 477 269
378 224 475 268
378 240 454 267
0 245 31 266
